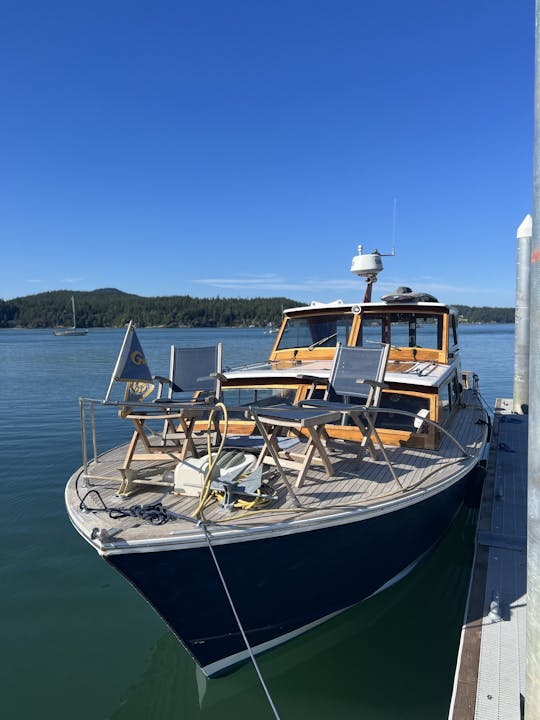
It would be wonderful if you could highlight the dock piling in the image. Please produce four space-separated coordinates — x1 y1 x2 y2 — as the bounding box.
514 214 532 414
526 1 540 715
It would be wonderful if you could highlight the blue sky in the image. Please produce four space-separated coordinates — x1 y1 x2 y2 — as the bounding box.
0 0 534 306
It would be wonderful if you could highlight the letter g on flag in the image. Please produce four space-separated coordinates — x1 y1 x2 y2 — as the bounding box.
131 350 147 366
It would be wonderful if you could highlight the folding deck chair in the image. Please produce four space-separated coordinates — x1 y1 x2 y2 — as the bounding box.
246 343 395 488
300 343 390 460
121 344 223 478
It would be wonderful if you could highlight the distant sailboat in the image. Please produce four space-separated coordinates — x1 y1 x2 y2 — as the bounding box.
263 322 279 335
52 296 88 336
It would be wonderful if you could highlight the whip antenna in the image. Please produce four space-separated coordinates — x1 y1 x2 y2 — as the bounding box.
391 197 397 256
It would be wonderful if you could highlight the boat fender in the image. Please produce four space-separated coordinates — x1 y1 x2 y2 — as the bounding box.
488 595 501 623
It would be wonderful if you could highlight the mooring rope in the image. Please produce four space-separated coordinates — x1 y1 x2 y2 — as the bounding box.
78 489 195 525
202 523 282 720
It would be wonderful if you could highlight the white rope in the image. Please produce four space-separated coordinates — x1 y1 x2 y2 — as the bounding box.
202 524 282 720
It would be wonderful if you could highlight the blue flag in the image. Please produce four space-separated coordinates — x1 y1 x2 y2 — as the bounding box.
105 322 152 400
115 324 152 382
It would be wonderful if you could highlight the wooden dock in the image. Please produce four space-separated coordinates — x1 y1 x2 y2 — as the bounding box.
449 399 527 720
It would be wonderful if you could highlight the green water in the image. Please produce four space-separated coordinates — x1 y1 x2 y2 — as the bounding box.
0 326 514 719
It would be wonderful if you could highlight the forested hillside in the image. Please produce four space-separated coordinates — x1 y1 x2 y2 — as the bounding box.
0 289 515 328
0 289 300 329
452 305 515 324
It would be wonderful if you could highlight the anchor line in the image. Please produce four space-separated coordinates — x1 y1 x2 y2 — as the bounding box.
202 523 282 720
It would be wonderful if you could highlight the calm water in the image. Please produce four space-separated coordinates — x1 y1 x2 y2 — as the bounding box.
0 325 515 719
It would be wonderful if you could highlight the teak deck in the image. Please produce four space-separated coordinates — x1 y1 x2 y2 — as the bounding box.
66 389 487 550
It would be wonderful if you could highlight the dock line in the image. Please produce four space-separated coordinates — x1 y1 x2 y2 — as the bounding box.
202 523 282 720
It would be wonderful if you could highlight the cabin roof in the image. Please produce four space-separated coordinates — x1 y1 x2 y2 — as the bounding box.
222 357 457 388
284 300 450 315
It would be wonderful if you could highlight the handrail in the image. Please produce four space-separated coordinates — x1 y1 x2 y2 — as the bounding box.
80 398 100 473
80 399 88 473
365 406 476 458
79 395 211 410
78 395 226 479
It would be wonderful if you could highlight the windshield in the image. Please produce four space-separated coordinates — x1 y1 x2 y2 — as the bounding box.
358 312 443 350
276 312 354 351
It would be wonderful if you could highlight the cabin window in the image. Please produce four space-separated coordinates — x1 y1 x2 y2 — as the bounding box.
449 375 459 408
277 313 354 351
440 385 451 419
358 317 385 347
358 313 443 351
439 376 459 421
452 376 460 403
377 392 431 431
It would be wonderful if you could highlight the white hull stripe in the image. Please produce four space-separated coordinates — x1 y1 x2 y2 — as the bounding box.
200 548 430 677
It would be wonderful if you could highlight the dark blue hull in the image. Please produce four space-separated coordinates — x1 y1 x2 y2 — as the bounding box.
108 473 469 676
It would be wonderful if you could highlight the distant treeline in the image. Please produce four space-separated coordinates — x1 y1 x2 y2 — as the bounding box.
0 289 515 329
0 289 301 329
452 305 515 324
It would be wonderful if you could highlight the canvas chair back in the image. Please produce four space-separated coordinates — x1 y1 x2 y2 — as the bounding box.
327 344 389 408
163 344 222 402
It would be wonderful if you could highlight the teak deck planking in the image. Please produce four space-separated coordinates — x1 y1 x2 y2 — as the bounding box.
66 390 487 547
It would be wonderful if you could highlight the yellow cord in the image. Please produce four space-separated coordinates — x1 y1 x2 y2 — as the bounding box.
192 401 278 517
211 487 273 511
193 402 228 520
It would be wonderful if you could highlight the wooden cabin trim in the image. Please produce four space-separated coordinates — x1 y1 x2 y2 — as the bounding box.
270 305 456 366
269 322 287 357
377 388 439 448
349 311 362 346
442 311 449 360
388 347 446 363
220 303 461 452
269 307 358 363
272 348 336 363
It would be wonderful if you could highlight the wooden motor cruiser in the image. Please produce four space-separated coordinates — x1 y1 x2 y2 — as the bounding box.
65 246 489 677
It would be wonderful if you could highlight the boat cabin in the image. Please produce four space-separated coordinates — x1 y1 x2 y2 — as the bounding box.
221 296 466 451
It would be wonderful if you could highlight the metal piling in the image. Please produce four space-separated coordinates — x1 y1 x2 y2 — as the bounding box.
514 214 531 414
526 2 540 715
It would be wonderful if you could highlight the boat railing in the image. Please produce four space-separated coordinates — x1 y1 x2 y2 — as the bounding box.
79 396 182 476
78 390 299 476
366 406 473 458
